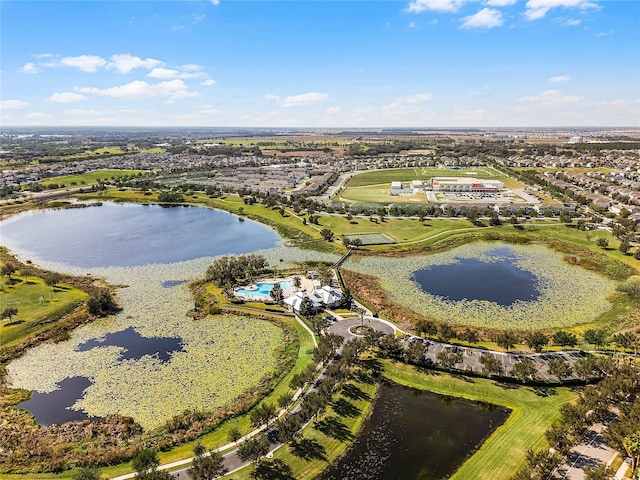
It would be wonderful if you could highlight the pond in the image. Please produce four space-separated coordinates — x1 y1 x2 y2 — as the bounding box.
2 202 323 429
0 202 280 268
318 380 510 480
345 242 615 329
412 246 540 306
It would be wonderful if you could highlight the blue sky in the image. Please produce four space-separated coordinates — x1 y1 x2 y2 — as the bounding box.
1 0 639 127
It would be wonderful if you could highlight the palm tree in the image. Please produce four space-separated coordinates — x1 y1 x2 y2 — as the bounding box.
623 433 640 479
357 307 370 330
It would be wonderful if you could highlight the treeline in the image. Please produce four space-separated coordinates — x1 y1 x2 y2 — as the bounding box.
512 360 640 480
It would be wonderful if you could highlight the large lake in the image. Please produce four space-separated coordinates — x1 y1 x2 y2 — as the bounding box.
0 202 280 268
2 202 336 429
319 380 510 480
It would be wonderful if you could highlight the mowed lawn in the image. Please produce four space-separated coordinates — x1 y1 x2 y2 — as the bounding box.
0 275 87 347
317 215 475 243
340 184 427 204
221 380 378 480
383 360 575 480
346 167 509 187
39 169 144 187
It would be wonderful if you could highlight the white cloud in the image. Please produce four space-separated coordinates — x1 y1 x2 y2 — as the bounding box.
76 79 199 102
549 74 571 82
47 92 87 103
1 99 30 109
26 112 53 120
513 90 639 126
201 79 217 86
326 106 342 114
281 92 329 107
376 94 436 125
192 13 206 23
147 67 204 79
461 8 504 29
486 0 516 5
19 62 38 74
265 92 330 108
60 55 107 72
390 93 433 106
524 0 600 21
180 64 202 72
107 54 163 73
406 0 467 13
596 30 611 37
408 21 416 28
564 18 581 25
518 89 583 105
34 53 55 59
210 0 220 5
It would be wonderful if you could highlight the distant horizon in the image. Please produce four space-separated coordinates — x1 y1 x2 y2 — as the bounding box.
2 125 639 133
2 1 638 128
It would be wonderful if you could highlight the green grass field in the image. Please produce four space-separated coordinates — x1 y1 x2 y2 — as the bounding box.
340 184 427 204
382 360 575 480
319 214 475 244
346 167 512 187
220 379 378 480
341 167 525 204
39 169 144 187
0 275 87 348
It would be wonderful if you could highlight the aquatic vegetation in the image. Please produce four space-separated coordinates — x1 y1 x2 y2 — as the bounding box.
7 260 285 430
345 242 616 330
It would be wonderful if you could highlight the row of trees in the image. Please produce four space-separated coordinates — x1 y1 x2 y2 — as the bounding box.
414 318 640 354
512 360 640 480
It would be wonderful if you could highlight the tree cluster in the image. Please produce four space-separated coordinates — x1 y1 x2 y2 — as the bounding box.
512 360 640 480
205 254 269 288
86 289 120 317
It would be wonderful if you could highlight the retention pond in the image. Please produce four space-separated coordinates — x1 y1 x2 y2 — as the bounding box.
319 380 510 480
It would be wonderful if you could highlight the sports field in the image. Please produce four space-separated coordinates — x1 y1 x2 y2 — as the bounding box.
342 232 397 245
340 184 427 204
345 167 509 187
339 167 524 205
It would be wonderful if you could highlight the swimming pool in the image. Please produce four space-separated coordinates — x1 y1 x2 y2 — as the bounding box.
235 280 295 300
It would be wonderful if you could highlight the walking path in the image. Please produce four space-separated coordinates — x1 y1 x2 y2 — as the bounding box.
551 418 619 480
110 311 395 479
111 305 626 479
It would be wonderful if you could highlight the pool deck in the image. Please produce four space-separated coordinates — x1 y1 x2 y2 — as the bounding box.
233 276 313 302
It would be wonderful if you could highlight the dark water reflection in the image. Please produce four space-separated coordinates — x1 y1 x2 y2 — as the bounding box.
76 327 184 362
0 202 280 268
17 377 93 426
319 380 510 480
412 247 540 306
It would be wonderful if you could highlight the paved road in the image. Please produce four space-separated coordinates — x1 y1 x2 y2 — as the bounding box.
552 418 618 480
327 316 395 338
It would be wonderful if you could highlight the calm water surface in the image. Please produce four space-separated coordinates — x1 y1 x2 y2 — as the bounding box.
76 327 184 362
412 246 540 306
0 202 280 268
17 377 93 426
319 380 510 480
3 202 283 425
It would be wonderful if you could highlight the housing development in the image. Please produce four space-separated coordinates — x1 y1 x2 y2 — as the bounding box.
1 0 639 478
1 127 640 480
